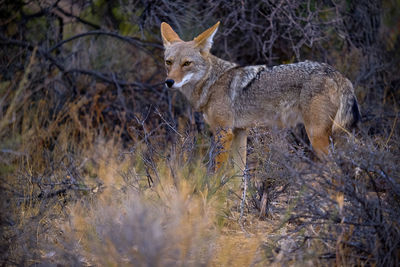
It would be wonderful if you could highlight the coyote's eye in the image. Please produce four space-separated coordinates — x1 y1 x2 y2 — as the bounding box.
182 61 192 67
165 60 172 66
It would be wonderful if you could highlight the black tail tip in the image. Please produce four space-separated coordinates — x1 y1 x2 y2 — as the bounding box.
351 98 361 128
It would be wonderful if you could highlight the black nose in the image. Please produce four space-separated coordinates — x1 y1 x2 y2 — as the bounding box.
165 79 174 88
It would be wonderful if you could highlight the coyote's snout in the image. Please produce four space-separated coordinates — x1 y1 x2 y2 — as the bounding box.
161 21 361 171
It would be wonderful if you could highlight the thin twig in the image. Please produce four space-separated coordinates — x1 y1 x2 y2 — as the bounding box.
48 30 163 52
0 35 164 89
239 164 252 236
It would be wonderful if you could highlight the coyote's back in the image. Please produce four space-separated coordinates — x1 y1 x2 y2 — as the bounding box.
229 61 360 132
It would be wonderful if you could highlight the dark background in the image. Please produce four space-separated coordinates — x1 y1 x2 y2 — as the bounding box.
1 0 399 265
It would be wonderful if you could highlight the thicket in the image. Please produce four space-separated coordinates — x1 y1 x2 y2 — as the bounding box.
1 0 399 265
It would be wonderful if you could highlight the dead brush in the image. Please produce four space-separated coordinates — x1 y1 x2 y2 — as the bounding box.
46 131 256 266
246 117 400 265
1 0 399 266
65 168 218 266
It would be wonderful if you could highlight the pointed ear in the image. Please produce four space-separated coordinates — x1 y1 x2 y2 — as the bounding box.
161 22 182 46
193 21 220 53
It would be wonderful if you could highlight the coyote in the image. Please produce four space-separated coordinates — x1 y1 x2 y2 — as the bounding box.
161 21 361 171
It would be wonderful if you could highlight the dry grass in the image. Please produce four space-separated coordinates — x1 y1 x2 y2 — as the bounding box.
1 0 400 266
2 93 399 266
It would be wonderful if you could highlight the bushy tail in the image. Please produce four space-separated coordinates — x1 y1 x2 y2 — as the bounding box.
332 81 361 134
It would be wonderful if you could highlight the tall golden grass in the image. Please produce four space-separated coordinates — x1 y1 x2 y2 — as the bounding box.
1 1 399 264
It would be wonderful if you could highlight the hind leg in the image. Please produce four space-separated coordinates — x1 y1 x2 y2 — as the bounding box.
307 129 330 159
303 113 332 159
303 117 332 159
302 96 336 159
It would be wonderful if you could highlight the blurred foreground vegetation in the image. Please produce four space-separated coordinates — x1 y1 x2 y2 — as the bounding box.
1 0 400 265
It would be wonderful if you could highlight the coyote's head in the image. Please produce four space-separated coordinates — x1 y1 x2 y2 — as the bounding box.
160 22 220 97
